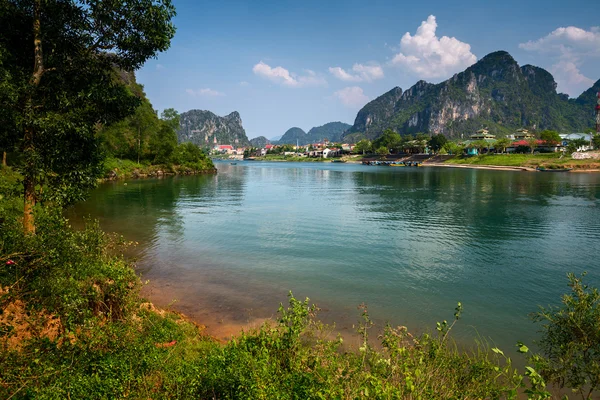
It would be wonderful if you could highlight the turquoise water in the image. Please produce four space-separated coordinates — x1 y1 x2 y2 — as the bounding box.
68 161 600 350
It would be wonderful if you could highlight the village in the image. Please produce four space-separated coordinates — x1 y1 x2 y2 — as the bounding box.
210 128 597 162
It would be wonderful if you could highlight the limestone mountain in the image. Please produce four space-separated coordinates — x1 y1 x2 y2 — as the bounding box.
250 136 270 148
306 122 352 143
278 122 352 145
343 51 598 141
278 127 307 145
178 110 250 147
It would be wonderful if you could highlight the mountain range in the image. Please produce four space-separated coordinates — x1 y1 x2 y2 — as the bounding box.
342 51 599 141
277 122 352 145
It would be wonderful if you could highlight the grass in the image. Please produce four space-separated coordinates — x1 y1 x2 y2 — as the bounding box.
444 153 600 169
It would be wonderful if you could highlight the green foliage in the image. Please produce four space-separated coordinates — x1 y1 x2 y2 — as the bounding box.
428 134 448 152
373 129 402 153
539 130 561 145
531 273 600 399
593 134 600 150
442 141 464 155
494 137 512 153
354 139 372 154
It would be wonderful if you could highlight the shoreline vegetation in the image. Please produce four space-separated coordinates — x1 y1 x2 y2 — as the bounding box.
102 157 217 181
220 152 600 172
2 165 600 398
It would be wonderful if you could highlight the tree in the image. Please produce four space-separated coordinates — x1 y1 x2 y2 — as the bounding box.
354 139 372 155
539 130 561 146
494 138 512 154
593 134 600 150
527 138 539 154
373 129 401 153
442 141 463 155
428 134 447 153
531 273 600 399
376 146 389 157
1 0 176 233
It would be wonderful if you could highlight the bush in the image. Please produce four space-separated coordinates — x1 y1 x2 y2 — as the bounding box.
530 273 600 399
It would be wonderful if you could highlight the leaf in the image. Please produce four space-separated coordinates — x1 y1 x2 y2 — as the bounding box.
491 347 505 356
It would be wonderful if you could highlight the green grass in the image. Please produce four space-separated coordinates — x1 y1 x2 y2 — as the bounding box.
444 153 600 169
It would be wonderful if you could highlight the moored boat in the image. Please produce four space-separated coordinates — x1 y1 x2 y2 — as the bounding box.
536 166 572 172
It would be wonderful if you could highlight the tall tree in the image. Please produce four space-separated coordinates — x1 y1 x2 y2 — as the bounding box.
428 134 447 153
0 0 176 233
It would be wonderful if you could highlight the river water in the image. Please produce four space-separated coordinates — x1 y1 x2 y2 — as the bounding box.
67 161 600 351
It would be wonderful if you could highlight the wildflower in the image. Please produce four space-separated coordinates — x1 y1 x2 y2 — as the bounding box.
6 259 15 266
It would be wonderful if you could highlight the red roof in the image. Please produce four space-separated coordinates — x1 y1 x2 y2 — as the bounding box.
511 140 548 146
218 145 233 150
265 144 274 149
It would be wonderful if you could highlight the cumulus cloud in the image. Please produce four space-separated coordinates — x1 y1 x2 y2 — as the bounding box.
328 64 384 82
252 61 327 87
333 86 369 108
185 88 225 97
519 26 600 96
390 15 477 79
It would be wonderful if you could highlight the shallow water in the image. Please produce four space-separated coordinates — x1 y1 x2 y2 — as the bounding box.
67 162 600 350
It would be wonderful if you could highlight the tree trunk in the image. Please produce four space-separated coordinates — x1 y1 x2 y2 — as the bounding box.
23 172 36 234
2 151 6 167
23 0 44 234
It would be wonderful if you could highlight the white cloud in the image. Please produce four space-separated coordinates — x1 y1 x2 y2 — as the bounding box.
519 26 600 96
333 86 369 108
390 15 477 79
252 61 327 87
185 88 225 97
328 63 384 82
519 26 600 55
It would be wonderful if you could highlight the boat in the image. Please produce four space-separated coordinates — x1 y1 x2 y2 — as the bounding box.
390 163 405 167
536 166 572 172
230 162 237 165
331 159 346 163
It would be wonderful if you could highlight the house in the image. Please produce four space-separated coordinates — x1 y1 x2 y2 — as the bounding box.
560 133 593 151
514 128 535 140
470 128 496 140
215 144 235 154
323 148 340 158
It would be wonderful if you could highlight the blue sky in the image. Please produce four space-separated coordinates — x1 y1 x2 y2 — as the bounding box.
137 0 599 140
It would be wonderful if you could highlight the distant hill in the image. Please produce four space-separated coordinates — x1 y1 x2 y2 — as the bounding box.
278 127 307 145
306 122 352 143
278 122 352 145
178 110 250 146
270 135 282 142
250 136 270 148
342 51 599 142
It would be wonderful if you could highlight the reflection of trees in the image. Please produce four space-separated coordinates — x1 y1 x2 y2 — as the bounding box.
65 169 248 247
349 168 596 243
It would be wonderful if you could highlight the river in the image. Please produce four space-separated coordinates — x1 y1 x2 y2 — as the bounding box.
67 161 600 351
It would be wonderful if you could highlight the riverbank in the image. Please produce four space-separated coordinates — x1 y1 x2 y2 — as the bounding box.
440 153 600 171
103 157 217 180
